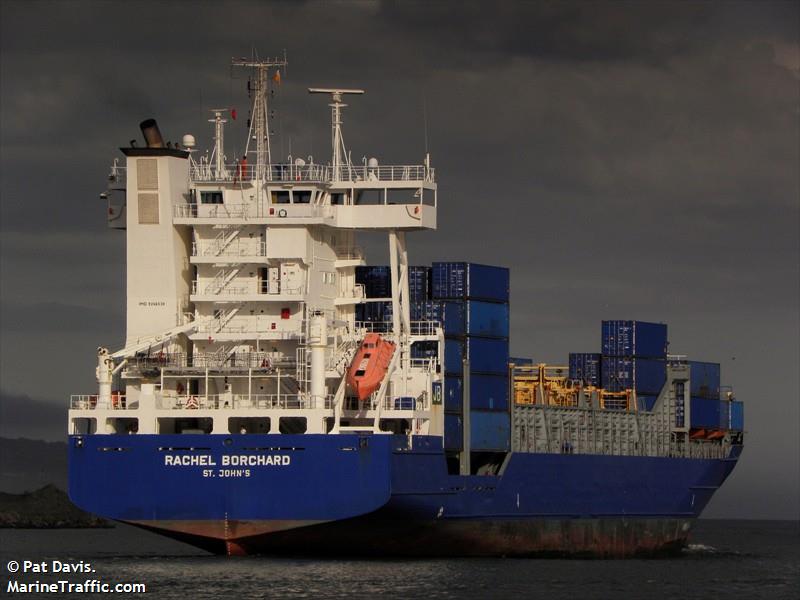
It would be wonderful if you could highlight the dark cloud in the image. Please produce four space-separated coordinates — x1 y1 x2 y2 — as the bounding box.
0 0 797 518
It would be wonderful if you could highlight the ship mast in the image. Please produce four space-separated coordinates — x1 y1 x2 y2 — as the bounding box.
232 53 288 183
308 88 364 181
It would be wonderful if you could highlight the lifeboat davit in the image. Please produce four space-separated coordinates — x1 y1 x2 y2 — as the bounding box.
347 333 396 401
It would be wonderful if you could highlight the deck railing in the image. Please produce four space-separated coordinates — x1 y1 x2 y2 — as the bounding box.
189 163 435 184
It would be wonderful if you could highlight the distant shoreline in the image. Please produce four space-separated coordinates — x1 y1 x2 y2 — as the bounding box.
0 484 111 529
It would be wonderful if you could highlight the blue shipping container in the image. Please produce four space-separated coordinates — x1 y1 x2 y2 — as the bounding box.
470 411 511 451
445 337 510 375
690 397 722 429
689 361 721 400
569 353 601 386
432 262 510 303
730 401 744 430
601 356 666 393
601 320 668 358
356 265 430 301
442 300 509 339
719 400 730 430
444 414 462 450
410 300 442 322
445 374 509 413
408 266 431 301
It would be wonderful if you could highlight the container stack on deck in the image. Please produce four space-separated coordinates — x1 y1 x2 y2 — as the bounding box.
568 353 601 387
434 263 511 453
600 320 668 411
688 361 743 432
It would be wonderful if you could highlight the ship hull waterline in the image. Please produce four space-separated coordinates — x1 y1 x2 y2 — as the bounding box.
69 433 740 557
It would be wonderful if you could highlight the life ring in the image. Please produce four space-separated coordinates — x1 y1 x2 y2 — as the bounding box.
278 208 288 218
111 391 121 409
186 396 199 409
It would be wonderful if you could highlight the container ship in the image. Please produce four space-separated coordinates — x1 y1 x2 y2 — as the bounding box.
68 56 743 557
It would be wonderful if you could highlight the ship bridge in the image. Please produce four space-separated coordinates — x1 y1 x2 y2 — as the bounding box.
180 159 436 230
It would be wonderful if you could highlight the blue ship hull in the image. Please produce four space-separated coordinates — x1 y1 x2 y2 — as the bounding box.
68 434 741 556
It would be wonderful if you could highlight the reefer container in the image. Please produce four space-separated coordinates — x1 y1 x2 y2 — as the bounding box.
601 356 666 394
432 262 510 303
442 300 510 339
601 320 668 358
445 337 510 375
689 361 721 400
444 374 509 413
569 353 601 386
470 411 511 452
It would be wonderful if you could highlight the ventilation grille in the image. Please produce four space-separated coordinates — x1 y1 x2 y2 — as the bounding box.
138 193 159 224
137 159 158 190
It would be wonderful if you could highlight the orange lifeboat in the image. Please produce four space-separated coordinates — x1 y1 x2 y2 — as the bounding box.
347 333 396 401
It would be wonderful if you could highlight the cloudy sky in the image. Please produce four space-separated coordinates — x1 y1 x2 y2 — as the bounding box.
1 1 798 519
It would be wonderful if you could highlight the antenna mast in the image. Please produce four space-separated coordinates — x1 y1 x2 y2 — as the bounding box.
308 88 364 181
231 53 287 182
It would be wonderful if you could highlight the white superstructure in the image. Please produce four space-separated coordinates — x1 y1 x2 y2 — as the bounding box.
70 56 442 439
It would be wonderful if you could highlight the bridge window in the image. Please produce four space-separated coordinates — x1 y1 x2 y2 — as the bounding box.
200 191 223 204
293 191 311 204
331 192 346 205
271 191 290 204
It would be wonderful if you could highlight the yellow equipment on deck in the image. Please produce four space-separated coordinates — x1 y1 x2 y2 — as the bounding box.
510 362 634 411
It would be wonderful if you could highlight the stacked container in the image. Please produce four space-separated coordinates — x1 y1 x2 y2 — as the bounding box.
688 361 728 430
434 262 511 453
568 353 601 387
356 265 433 332
600 320 667 411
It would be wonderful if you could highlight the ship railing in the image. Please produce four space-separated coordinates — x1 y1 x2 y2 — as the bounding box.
667 354 689 365
382 394 428 411
192 239 266 258
331 164 435 184
190 163 330 184
174 203 260 219
191 279 304 296
161 394 315 410
127 352 291 370
409 357 438 372
70 394 130 410
353 320 439 336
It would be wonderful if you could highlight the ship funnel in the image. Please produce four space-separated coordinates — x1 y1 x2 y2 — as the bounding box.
140 119 165 148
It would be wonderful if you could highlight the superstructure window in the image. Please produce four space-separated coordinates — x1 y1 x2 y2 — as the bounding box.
293 191 311 204
271 191 290 204
200 191 223 204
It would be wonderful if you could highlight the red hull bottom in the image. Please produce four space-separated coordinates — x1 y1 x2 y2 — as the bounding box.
129 516 693 557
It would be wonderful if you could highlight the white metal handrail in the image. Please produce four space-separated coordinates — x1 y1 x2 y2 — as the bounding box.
192 240 266 257
191 280 304 296
189 163 435 184
70 395 130 410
